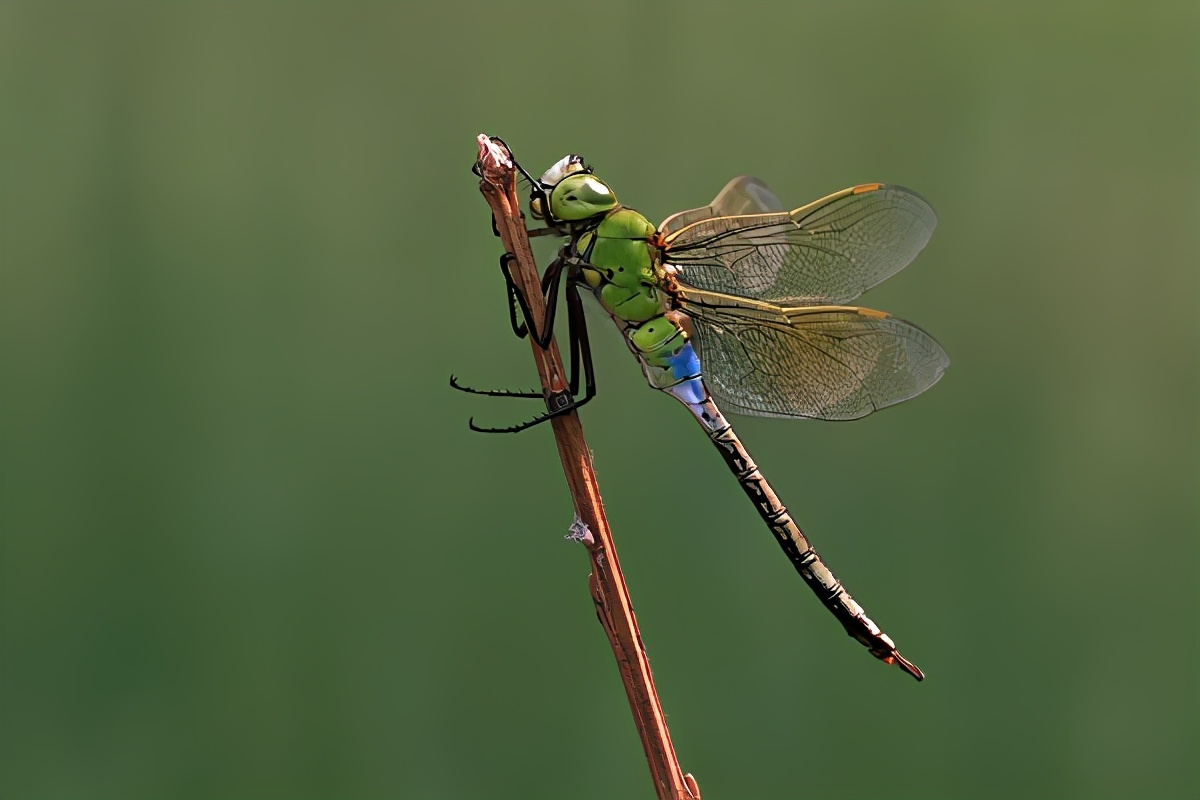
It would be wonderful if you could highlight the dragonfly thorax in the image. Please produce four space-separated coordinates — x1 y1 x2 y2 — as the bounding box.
566 203 699 400
575 207 665 325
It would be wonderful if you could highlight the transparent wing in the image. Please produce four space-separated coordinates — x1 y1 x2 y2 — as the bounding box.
663 184 937 305
679 291 948 420
659 176 785 234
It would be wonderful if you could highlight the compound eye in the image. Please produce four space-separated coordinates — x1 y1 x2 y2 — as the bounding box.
580 177 611 199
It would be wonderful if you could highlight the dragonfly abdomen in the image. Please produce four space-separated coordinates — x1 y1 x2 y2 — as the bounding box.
680 392 925 681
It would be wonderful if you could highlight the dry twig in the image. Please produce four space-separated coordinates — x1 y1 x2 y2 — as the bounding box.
473 135 700 800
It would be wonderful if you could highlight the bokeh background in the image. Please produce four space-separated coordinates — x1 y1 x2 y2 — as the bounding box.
2 3 1197 798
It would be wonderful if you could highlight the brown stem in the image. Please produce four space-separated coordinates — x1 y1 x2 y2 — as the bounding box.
474 135 700 800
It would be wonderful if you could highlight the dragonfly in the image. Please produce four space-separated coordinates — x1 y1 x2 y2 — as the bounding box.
455 145 948 680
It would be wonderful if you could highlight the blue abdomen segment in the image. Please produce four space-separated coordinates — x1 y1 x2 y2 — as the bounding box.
665 342 706 405
623 309 709 408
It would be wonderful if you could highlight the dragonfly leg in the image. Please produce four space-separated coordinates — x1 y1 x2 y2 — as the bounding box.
468 412 557 434
499 254 529 339
449 253 555 395
465 383 590 433
448 375 542 399
466 393 582 434
465 285 597 434
500 252 567 350
565 280 597 402
497 250 564 340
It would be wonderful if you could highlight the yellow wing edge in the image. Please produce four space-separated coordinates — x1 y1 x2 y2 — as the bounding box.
660 183 886 246
673 286 891 321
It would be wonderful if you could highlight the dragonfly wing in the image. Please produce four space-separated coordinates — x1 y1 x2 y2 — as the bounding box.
660 176 785 235
664 184 937 304
681 293 949 420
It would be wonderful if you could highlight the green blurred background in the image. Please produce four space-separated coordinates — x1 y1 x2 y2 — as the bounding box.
2 2 1196 798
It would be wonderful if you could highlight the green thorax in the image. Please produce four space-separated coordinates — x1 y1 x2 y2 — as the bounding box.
575 207 665 324
573 207 690 385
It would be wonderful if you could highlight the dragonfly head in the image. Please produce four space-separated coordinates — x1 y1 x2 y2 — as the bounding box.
530 154 618 226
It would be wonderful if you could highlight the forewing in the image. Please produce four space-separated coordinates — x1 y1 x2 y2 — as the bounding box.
664 184 936 304
683 298 948 420
659 176 785 235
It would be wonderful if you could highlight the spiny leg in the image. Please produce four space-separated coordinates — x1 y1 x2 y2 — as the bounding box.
462 137 587 433
466 282 597 434
453 239 573 405
448 375 541 399
451 251 571 397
